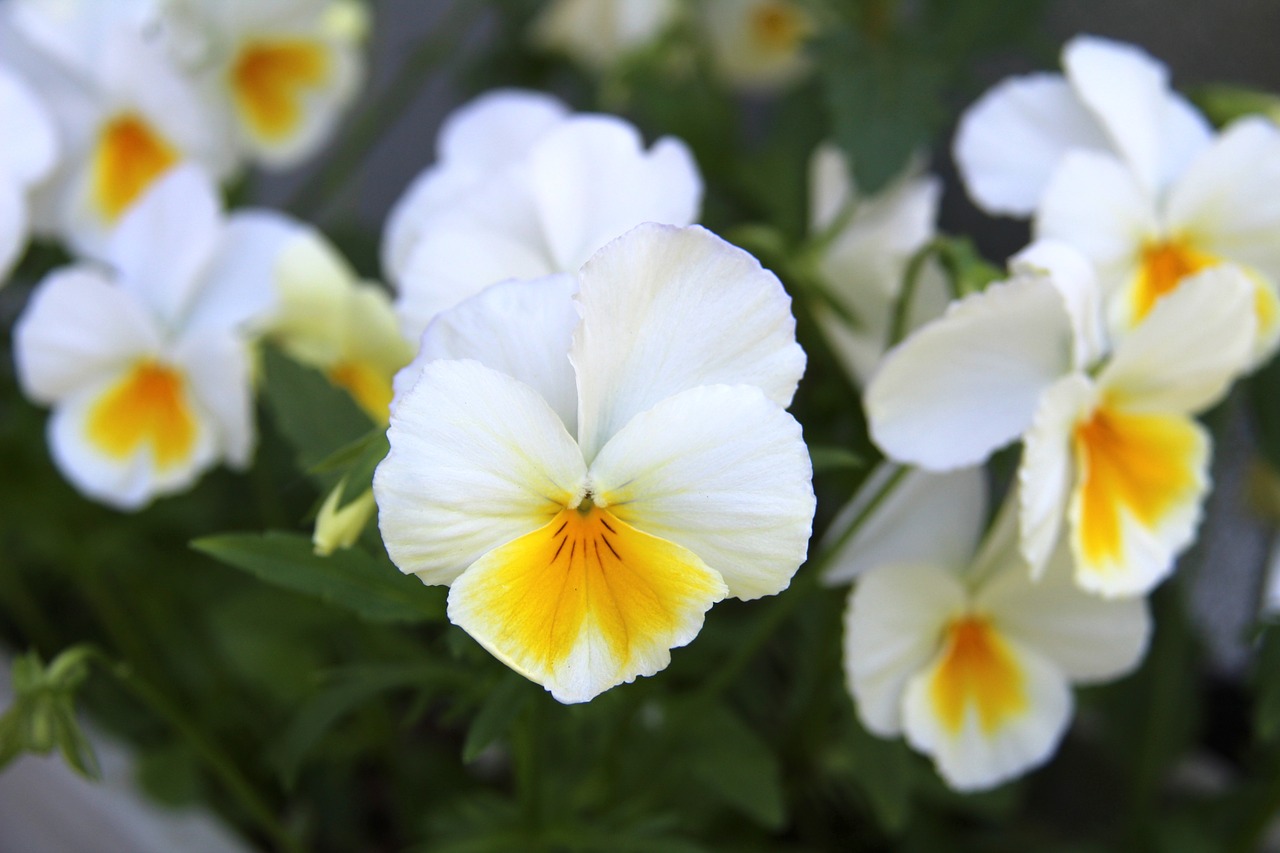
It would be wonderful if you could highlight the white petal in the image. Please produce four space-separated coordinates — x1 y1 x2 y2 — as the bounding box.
261 221 358 364
172 332 256 469
400 275 580 432
821 465 986 586
0 66 58 186
527 117 702 271
1165 117 1280 282
952 73 1109 216
844 562 966 737
187 210 301 336
587 384 815 600
374 359 588 586
14 267 160 403
106 166 221 330
1099 266 1255 414
865 275 1073 470
976 546 1151 683
1010 239 1107 370
902 633 1071 792
572 223 806 462
808 142 852 231
1018 374 1096 578
1034 150 1157 292
0 178 27 282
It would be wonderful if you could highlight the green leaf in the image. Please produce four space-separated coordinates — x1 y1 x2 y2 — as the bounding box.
846 717 914 834
308 427 386 475
261 346 374 472
678 704 786 829
809 445 864 474
462 672 533 763
339 430 390 506
1191 84 1280 129
192 532 444 623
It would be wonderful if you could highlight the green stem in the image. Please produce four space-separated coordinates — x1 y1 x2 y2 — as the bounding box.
81 648 301 853
284 1 481 220
887 239 944 350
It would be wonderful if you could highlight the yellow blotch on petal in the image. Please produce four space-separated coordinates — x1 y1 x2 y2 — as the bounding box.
451 505 727 692
749 2 809 54
91 114 179 223
929 616 1027 735
1073 406 1202 567
329 360 393 425
86 361 198 470
1132 238 1218 323
231 40 330 142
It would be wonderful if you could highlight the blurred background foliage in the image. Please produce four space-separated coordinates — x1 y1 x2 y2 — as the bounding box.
4 0 1280 850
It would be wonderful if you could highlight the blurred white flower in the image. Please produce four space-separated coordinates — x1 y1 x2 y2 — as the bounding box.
531 0 679 70
699 0 814 92
836 469 1150 791
953 35 1212 217
13 167 275 509
3 0 235 258
0 63 58 281
375 224 812 703
806 143 946 386
382 89 702 341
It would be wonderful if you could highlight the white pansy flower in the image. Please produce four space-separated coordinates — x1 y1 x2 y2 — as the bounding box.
375 224 813 703
156 0 367 168
13 167 274 510
5 0 235 258
0 64 58 281
699 0 813 92
383 90 702 340
866 242 1256 596
953 35 1212 217
836 470 1150 792
807 143 947 385
531 0 679 70
1036 117 1280 364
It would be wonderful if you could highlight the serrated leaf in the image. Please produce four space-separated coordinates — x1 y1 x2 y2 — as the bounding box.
261 346 375 473
810 445 864 474
462 673 532 763
193 532 444 623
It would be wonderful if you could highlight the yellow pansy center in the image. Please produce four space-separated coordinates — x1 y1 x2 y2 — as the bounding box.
92 114 180 223
929 615 1026 734
86 361 197 470
1073 404 1201 567
451 502 726 685
749 2 808 54
1132 238 1218 323
231 39 330 142
328 360 393 425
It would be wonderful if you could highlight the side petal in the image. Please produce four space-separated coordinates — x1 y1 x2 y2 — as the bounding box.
572 223 806 462
976 544 1151 683
1010 240 1107 370
373 359 588 586
0 178 27 282
952 73 1109 216
448 506 727 704
1099 266 1255 414
399 275 580 433
188 209 305 337
587 384 815 600
902 629 1071 792
14 267 160 403
843 561 967 737
821 465 987 587
865 275 1073 470
172 331 256 470
0 65 58 186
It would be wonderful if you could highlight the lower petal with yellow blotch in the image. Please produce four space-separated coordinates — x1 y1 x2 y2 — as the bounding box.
1068 404 1208 597
447 504 729 704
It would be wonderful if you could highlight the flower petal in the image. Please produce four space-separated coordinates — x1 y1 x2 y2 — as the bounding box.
188 209 302 336
572 223 805 461
401 275 580 432
1010 239 1106 370
587 384 814 600
172 331 256 470
14 267 160 403
0 178 27 282
448 505 726 703
952 73 1109 216
865 275 1073 470
821 465 987 587
843 561 966 737
902 628 1071 792
374 359 588 586
0 65 58 187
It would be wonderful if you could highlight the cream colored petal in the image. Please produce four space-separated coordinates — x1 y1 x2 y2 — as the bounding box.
172 331 256 470
374 359 588 586
0 65 58 187
0 178 27 282
587 384 813 600
1010 240 1107 370
572 223 805 462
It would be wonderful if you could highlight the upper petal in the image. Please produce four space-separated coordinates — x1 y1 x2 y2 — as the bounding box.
572 223 805 462
587 384 814 600
865 275 1073 470
1009 239 1107 370
374 359 588 587
0 65 58 187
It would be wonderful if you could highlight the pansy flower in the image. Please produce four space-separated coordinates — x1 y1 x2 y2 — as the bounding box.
375 223 814 702
699 0 813 92
13 167 273 509
530 0 679 71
